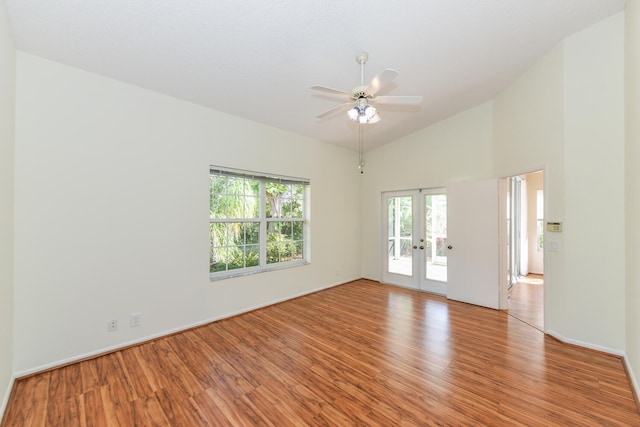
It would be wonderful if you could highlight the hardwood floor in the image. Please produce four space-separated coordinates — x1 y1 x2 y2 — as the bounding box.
2 279 639 426
509 274 544 331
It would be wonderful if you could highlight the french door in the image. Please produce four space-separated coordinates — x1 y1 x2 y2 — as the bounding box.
382 179 502 310
382 189 448 294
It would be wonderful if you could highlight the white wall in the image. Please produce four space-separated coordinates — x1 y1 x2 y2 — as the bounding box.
362 13 626 355
13 53 362 373
525 172 544 275
0 0 15 417
562 13 625 352
492 43 565 333
626 2 640 396
360 102 494 281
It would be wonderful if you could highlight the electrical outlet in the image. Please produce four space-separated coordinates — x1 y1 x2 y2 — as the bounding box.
130 313 142 328
108 320 118 332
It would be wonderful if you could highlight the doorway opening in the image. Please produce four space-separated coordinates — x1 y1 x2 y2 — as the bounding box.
506 171 544 331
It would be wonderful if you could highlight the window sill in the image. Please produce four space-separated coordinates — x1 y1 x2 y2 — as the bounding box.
210 260 310 281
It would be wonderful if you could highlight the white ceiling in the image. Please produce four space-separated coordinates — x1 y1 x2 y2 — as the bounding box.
6 0 626 151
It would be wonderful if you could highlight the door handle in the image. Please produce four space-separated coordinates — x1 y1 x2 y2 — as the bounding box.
413 245 418 249
447 245 453 250
419 246 424 250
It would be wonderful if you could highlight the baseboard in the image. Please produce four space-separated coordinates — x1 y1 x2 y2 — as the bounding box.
546 329 625 357
0 374 16 423
524 330 640 410
13 277 359 379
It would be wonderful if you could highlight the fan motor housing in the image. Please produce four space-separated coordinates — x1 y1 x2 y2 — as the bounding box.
351 85 370 99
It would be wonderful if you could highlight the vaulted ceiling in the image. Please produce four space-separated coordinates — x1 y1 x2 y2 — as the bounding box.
6 0 626 151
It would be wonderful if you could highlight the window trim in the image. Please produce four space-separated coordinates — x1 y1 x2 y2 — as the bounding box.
209 166 310 281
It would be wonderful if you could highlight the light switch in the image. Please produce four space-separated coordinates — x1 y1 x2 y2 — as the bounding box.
548 240 559 252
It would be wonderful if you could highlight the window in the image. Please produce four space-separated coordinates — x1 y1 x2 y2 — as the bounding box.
209 167 309 279
536 189 544 251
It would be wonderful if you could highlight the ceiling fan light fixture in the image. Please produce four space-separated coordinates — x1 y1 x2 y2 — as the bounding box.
348 100 378 124
311 52 422 173
364 105 376 119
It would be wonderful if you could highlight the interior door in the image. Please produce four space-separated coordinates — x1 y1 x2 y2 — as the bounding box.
446 179 500 309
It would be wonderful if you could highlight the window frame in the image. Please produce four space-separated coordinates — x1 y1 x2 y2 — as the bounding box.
209 166 310 280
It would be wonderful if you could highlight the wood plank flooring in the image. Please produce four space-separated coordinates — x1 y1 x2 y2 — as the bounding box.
2 279 639 426
508 274 544 331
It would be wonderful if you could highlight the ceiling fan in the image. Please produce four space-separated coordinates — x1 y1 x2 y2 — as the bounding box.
311 52 422 124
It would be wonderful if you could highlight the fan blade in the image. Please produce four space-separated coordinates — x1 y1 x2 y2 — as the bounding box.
317 102 354 119
374 95 423 105
310 85 353 99
366 69 399 96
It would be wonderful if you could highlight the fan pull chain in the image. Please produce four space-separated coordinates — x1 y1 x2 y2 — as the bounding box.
358 124 365 174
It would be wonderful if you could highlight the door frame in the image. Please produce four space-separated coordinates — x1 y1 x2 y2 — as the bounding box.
500 168 546 328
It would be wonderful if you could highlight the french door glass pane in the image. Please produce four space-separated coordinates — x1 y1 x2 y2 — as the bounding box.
388 196 413 276
425 194 447 282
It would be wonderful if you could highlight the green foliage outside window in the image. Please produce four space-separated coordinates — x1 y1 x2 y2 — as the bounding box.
210 171 306 275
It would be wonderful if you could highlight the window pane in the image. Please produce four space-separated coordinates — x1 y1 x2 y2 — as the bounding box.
245 245 260 267
536 190 544 251
388 196 412 276
227 223 242 245
244 179 259 196
227 246 244 270
282 200 295 217
280 242 293 262
268 221 282 239
537 219 544 250
267 242 279 264
210 195 228 219
227 177 243 195
210 175 227 195
210 247 227 272
399 197 412 237
292 184 303 199
388 199 396 238
265 182 288 218
210 223 229 247
400 239 413 257
244 196 259 218
292 221 303 240
226 195 244 218
293 241 303 260
244 222 259 244
425 194 447 282
537 190 544 219
281 221 293 240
